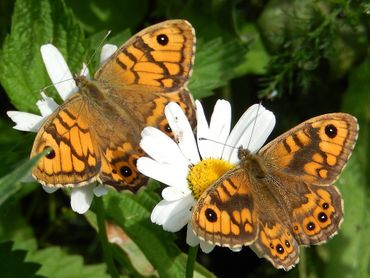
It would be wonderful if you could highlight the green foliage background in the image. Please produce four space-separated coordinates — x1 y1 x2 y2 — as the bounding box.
0 0 369 277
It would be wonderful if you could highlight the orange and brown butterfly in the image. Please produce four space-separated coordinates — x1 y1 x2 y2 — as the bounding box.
191 113 358 270
29 20 196 191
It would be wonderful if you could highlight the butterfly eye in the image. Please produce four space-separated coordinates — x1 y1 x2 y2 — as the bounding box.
120 166 133 177
157 34 169 46
205 208 218 222
325 124 337 138
44 147 55 159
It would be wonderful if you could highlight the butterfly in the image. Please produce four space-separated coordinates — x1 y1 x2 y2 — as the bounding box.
30 20 196 192
191 113 358 270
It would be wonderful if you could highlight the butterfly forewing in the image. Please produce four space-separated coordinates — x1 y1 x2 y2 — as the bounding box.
192 168 259 248
259 113 358 186
95 20 195 93
31 94 101 187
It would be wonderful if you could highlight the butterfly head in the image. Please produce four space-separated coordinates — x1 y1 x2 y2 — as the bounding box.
238 147 267 179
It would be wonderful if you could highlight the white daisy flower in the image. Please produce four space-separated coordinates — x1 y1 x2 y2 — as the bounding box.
7 43 118 214
137 100 276 253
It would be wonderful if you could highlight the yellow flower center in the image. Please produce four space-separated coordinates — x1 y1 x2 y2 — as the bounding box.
188 158 235 199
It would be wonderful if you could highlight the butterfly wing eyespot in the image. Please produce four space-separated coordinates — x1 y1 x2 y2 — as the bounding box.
259 113 358 185
99 143 148 192
192 168 258 248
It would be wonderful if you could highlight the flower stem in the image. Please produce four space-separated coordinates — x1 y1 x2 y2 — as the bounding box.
95 197 119 278
186 245 198 278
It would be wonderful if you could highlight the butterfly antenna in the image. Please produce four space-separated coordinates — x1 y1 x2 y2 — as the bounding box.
198 137 237 150
82 30 112 76
246 101 262 150
41 78 76 93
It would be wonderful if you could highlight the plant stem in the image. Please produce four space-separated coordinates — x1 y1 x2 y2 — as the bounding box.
95 197 120 278
298 248 307 278
186 245 198 278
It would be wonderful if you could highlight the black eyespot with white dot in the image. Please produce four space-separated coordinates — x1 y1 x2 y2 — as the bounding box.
164 123 172 133
44 147 55 159
306 222 316 231
120 166 132 177
157 34 169 46
322 202 329 209
318 212 328 223
205 208 217 223
276 244 285 254
285 240 291 248
325 124 337 138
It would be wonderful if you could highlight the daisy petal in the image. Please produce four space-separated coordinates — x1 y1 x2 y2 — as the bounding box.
199 240 215 253
153 194 194 232
199 99 232 159
80 63 90 79
186 223 216 253
209 99 231 144
137 157 189 189
100 44 118 65
186 223 200 247
36 92 58 117
70 184 95 214
140 127 188 165
195 100 210 158
246 108 275 153
161 186 189 201
42 185 59 193
40 44 77 100
225 104 275 163
7 111 44 132
165 103 200 164
93 184 108 197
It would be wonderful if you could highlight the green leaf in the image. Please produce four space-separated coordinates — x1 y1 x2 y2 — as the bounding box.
0 241 41 278
27 246 110 278
0 0 85 112
101 189 215 278
0 152 44 206
189 37 249 98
